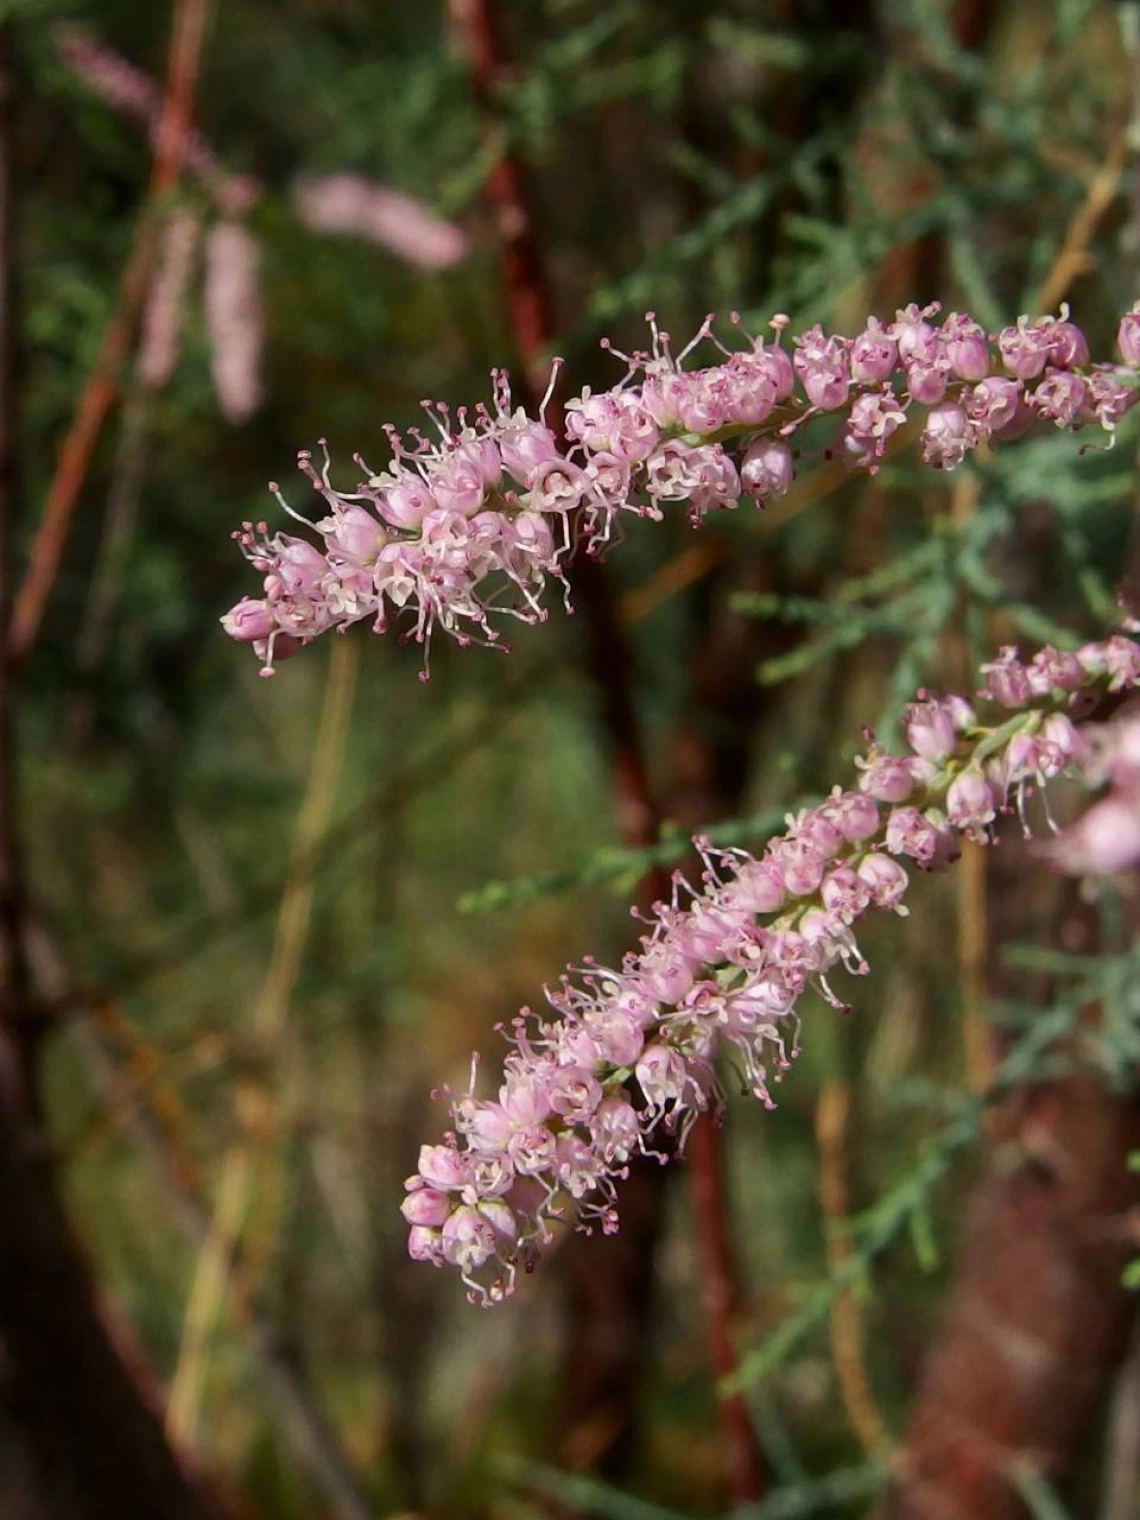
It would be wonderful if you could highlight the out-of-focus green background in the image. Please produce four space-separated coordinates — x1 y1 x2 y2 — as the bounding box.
15 2 1140 1516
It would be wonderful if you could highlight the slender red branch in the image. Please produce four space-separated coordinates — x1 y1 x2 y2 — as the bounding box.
449 0 764 1499
8 0 208 662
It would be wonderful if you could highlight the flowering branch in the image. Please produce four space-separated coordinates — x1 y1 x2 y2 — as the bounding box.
223 304 1140 678
398 631 1140 1303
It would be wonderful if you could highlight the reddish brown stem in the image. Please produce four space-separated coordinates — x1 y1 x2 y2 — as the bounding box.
450 0 763 1500
8 0 208 661
0 27 224 1517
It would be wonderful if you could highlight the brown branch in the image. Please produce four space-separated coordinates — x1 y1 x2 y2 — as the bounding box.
8 0 208 662
815 1081 893 1460
0 28 223 1518
0 17 28 1110
449 0 764 1500
879 1074 1140 1520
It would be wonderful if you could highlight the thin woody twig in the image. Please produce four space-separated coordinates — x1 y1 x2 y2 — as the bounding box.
9 0 208 661
814 1081 893 1460
1031 130 1128 316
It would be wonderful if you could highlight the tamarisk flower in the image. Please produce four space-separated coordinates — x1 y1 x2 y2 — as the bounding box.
224 305 1140 676
404 632 1140 1304
292 174 468 270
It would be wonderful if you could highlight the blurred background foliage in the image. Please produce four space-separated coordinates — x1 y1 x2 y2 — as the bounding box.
12 0 1140 1517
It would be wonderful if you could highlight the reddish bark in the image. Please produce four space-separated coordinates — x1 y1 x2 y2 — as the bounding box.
880 1076 1140 1519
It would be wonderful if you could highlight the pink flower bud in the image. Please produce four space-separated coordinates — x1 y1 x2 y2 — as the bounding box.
1045 318 1089 370
401 1187 452 1227
885 806 955 868
498 419 560 481
904 699 958 763
406 1225 445 1264
981 647 1032 707
441 1206 496 1271
322 505 387 565
823 790 881 842
378 471 436 530
549 1067 603 1122
1118 304 1140 367
416 1143 468 1190
965 376 1023 434
946 771 995 833
221 596 274 642
920 403 972 468
1031 370 1087 428
856 851 910 911
856 752 917 803
891 303 940 364
940 313 990 381
773 837 826 897
849 319 898 384
1050 794 1140 876
820 865 873 923
907 359 949 406
740 439 794 501
725 856 786 914
998 317 1052 380
794 325 851 410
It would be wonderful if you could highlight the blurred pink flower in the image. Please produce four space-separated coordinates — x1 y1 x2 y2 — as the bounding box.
137 209 200 391
292 173 468 269
1048 709 1140 876
204 221 263 423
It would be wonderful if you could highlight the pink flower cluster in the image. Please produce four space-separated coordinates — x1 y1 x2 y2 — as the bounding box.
223 305 1140 677
403 633 1140 1303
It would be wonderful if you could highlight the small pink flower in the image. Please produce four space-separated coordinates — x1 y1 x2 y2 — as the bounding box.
856 852 910 912
904 699 958 763
921 403 972 468
849 318 898 384
441 1206 497 1271
1118 304 1140 367
946 771 996 836
857 752 919 803
997 316 1052 380
1049 794 1140 876
401 1187 452 1227
906 358 949 407
1031 370 1087 428
940 313 990 381
981 647 1032 707
891 303 940 364
221 597 275 642
740 439 794 502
